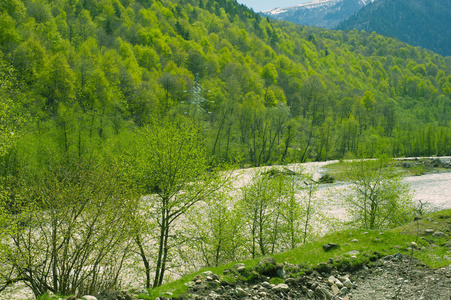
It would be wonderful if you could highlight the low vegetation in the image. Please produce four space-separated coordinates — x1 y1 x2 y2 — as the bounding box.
144 209 451 299
1 0 451 298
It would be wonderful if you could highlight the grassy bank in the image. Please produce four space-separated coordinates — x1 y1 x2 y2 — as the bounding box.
143 209 451 299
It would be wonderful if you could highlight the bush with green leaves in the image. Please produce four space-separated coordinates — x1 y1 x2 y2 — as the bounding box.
343 158 415 229
0 157 139 297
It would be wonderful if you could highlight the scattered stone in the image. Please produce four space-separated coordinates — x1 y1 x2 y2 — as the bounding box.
432 231 444 237
273 283 289 292
211 274 220 281
343 278 353 289
345 250 360 256
255 257 285 278
235 288 248 297
284 278 295 284
323 243 340 252
327 275 336 286
331 284 340 295
203 271 213 276
425 229 434 234
233 263 245 269
276 267 286 278
82 296 97 300
340 287 349 294
335 279 344 288
307 289 314 297
351 239 359 243
315 286 333 299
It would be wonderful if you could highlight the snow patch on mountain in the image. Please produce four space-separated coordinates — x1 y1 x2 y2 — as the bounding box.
263 0 377 29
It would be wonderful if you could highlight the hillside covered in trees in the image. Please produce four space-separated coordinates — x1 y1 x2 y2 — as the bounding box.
2 0 451 297
1 0 451 167
337 0 451 57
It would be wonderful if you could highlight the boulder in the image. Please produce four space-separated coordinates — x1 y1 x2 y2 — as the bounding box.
323 243 340 252
255 257 284 278
235 287 248 297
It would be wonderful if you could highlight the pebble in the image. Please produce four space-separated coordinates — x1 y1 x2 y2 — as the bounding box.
237 266 246 273
327 275 336 286
285 278 295 284
235 288 248 297
315 286 333 299
343 278 353 289
276 283 289 291
331 284 340 295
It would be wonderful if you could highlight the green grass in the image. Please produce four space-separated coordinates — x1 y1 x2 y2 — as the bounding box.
142 209 451 299
323 159 451 180
321 160 349 181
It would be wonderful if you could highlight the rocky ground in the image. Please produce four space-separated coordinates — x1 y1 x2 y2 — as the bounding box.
152 254 450 300
26 252 451 300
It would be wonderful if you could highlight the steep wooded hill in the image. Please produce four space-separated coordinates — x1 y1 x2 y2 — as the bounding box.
337 0 451 57
1 0 451 166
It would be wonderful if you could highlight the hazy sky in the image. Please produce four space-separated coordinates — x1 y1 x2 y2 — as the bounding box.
237 0 312 12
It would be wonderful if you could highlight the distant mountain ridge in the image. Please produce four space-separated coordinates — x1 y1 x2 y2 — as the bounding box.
263 0 376 29
336 0 451 57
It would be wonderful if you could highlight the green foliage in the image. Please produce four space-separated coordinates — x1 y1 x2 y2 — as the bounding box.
0 0 449 166
343 158 415 229
184 190 246 268
337 0 451 57
143 210 451 298
1 0 451 294
120 116 226 288
1 157 139 297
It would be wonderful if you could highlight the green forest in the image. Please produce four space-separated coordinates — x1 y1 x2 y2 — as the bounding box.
1 0 451 168
337 0 451 57
1 0 451 297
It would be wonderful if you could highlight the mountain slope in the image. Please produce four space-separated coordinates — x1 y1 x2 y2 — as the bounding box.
336 0 451 57
263 0 375 29
1 0 451 167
